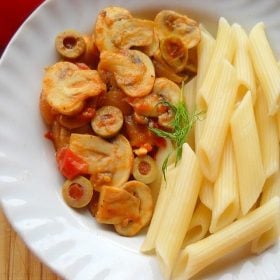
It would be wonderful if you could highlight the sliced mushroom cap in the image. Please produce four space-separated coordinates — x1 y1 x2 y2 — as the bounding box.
55 29 86 59
138 32 159 57
110 18 154 49
82 34 100 67
69 133 133 189
153 77 181 105
98 50 155 97
51 120 71 150
95 6 132 52
114 180 153 236
154 10 200 49
43 62 106 116
160 36 188 72
128 77 181 117
39 90 58 125
153 50 187 84
111 134 134 187
95 186 140 224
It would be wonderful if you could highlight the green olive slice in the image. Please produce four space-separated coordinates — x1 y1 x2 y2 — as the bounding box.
55 29 86 59
62 176 93 208
91 106 124 138
132 155 158 184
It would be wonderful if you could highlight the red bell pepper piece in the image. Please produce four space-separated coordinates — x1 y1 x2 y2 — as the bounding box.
56 148 88 179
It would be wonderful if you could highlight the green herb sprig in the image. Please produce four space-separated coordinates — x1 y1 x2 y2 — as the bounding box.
149 82 203 179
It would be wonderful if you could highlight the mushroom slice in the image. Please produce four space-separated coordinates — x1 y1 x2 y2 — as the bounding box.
160 36 188 72
110 18 154 49
82 34 100 68
111 134 134 187
95 6 132 52
51 120 71 150
43 62 106 115
114 180 153 236
98 50 155 97
153 50 187 83
96 186 140 224
69 133 133 188
128 77 181 118
153 77 181 105
138 32 159 57
39 90 58 125
154 10 200 49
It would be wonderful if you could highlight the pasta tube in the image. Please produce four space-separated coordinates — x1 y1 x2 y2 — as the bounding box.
251 170 280 254
173 197 280 280
277 113 280 141
255 86 279 178
196 29 216 109
210 134 239 233
249 22 280 115
199 179 213 210
198 18 235 108
230 91 265 215
149 139 175 202
232 23 256 104
141 165 177 253
155 144 203 278
183 202 211 247
184 77 197 150
197 59 238 182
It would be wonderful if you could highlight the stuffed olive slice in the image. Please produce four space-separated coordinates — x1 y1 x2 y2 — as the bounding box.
62 176 93 208
91 106 124 138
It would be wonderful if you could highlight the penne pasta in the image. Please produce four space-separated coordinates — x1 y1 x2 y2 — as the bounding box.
183 202 211 247
198 18 235 108
196 29 216 109
184 77 197 150
260 170 280 205
232 23 256 104
141 165 177 253
254 86 279 178
172 197 280 280
184 77 197 113
277 113 280 141
230 91 265 215
210 134 239 233
249 22 280 115
199 179 214 210
251 171 280 254
197 59 238 182
150 139 175 202
155 144 203 278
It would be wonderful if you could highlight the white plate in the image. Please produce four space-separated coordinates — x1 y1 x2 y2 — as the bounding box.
0 0 280 279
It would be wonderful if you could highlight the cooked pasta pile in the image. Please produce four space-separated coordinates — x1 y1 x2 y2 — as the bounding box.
39 6 280 280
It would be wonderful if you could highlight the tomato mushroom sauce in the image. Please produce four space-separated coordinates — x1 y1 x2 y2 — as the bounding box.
40 6 200 236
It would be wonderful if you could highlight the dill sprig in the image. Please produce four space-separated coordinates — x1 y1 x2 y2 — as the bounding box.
149 82 202 179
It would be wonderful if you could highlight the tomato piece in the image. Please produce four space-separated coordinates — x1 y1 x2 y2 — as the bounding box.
77 107 96 122
44 130 54 141
56 148 88 179
75 62 90 70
